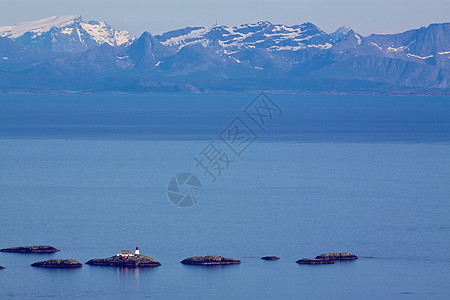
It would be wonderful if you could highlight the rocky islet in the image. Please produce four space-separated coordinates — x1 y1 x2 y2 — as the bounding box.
261 256 280 260
86 254 161 268
296 258 336 265
181 255 241 265
0 245 60 253
31 259 82 268
315 252 359 260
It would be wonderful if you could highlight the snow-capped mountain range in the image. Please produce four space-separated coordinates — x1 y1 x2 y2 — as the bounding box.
155 21 345 52
0 15 134 52
0 15 448 93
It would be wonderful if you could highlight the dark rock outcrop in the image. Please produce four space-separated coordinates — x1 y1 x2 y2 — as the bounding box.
181 255 241 265
315 252 358 260
86 254 161 268
31 259 82 268
296 258 336 264
0 266 5 269
261 256 280 260
0 245 60 253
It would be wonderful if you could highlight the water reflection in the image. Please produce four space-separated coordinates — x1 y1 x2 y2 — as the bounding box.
181 264 242 271
115 266 157 282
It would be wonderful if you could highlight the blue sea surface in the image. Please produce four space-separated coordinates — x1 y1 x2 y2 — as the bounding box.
0 94 449 299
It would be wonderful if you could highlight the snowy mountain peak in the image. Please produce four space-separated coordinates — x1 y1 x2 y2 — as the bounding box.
0 15 81 38
330 25 362 45
337 25 352 34
0 15 135 52
257 21 272 26
331 26 352 40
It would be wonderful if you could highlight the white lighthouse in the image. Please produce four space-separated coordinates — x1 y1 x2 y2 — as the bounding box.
135 246 140 255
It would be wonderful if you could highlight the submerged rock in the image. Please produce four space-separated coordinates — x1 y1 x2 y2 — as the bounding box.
261 256 280 260
181 255 241 265
86 254 161 268
0 245 60 253
315 252 358 260
31 259 82 268
296 258 336 265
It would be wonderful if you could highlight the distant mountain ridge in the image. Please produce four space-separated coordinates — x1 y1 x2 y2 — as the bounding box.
155 21 338 52
0 16 448 94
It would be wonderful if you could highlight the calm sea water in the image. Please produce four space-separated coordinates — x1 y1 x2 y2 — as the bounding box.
0 94 449 299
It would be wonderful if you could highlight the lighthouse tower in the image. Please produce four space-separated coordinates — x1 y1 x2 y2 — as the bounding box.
135 246 140 255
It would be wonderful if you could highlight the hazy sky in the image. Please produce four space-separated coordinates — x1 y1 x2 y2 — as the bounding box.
1 0 449 36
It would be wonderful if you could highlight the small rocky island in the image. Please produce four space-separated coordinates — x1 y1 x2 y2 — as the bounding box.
0 266 5 269
86 248 160 268
315 252 359 260
261 256 280 260
0 245 60 253
31 259 82 268
181 255 241 265
296 258 336 264
86 255 161 267
297 252 358 264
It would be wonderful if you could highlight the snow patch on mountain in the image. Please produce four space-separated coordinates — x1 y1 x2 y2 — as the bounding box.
61 27 74 35
407 53 434 59
356 34 362 45
275 45 306 51
80 21 134 46
388 45 408 52
308 43 332 49
369 42 383 50
159 27 209 48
